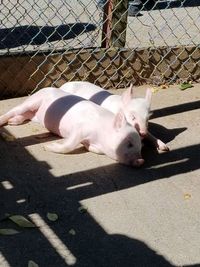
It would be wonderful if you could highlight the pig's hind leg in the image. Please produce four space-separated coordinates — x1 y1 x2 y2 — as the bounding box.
0 97 41 126
7 111 35 125
44 134 81 154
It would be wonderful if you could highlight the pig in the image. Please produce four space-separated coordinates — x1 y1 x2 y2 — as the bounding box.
60 81 169 151
0 87 144 167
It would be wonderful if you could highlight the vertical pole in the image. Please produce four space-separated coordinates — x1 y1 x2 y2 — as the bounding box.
101 0 113 48
101 0 129 48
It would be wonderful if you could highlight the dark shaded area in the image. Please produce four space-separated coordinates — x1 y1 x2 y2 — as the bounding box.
0 23 96 49
145 122 187 146
151 100 200 119
147 0 200 11
89 90 112 105
130 0 200 12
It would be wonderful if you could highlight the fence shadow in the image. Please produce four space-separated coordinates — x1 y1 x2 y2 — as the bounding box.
0 23 96 49
151 100 200 119
143 0 200 11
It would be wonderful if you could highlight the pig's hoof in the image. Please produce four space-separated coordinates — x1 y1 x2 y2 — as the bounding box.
157 140 169 151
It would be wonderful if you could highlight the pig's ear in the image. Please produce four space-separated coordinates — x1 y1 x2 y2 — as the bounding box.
145 88 152 106
113 109 127 130
121 84 134 105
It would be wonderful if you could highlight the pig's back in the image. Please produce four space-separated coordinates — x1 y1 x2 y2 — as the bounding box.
60 81 121 113
60 81 106 99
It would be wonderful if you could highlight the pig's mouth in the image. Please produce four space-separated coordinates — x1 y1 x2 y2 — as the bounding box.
139 132 148 138
132 158 144 167
115 132 144 167
117 155 144 167
125 158 144 167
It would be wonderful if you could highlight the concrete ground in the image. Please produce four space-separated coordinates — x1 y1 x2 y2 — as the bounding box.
0 84 199 267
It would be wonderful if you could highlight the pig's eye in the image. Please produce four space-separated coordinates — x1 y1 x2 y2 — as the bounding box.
127 142 134 148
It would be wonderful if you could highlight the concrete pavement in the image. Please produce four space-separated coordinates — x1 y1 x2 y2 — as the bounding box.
0 84 199 267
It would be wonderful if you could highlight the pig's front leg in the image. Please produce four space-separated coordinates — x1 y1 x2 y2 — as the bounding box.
82 141 103 154
44 135 80 154
146 132 169 151
88 145 103 154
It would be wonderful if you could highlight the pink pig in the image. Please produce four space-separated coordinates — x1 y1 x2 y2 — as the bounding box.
0 87 144 167
60 81 169 151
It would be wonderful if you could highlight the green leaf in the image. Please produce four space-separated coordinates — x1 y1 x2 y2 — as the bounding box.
28 260 39 267
9 215 36 228
0 228 20 235
47 213 58 222
179 83 193 90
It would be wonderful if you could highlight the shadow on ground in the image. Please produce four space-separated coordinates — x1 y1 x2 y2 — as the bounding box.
0 99 199 266
151 100 200 119
142 0 200 11
0 23 96 49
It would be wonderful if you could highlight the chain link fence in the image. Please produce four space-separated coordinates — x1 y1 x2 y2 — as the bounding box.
0 0 200 98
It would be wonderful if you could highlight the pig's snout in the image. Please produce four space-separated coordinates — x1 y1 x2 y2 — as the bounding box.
139 131 148 138
132 158 144 167
134 123 147 138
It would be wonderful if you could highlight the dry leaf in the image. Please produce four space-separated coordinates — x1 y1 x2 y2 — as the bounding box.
151 87 159 93
184 193 191 200
9 215 36 228
160 84 169 89
0 228 19 235
47 213 58 222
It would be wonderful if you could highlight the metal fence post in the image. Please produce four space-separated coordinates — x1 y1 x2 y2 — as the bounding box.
101 0 129 48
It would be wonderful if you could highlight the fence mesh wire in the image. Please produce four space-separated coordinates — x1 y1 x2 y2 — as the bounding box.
0 0 200 97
